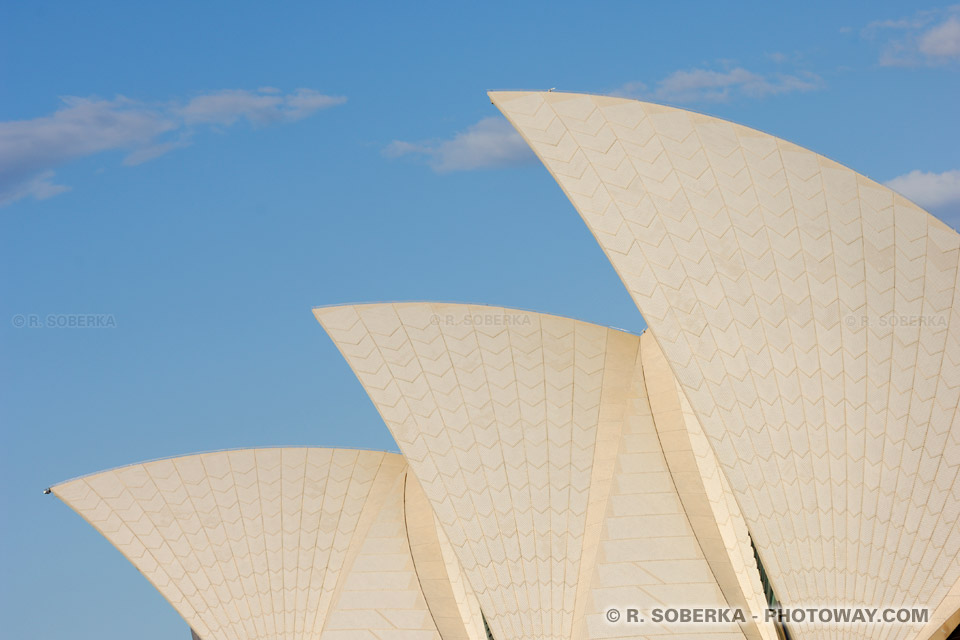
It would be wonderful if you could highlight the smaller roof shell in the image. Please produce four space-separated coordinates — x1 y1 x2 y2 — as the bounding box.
53 447 486 640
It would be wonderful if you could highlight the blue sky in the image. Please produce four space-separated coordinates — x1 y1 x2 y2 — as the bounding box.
1 2 959 638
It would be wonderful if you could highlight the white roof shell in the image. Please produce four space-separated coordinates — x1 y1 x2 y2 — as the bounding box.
489 91 960 640
316 302 781 640
53 448 486 640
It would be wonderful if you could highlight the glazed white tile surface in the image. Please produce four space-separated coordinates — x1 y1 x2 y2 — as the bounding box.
491 91 960 640
320 463 445 640
406 473 488 640
53 448 464 640
316 302 775 640
639 332 774 640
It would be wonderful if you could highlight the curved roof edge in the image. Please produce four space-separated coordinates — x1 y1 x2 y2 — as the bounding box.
313 301 645 338
490 89 960 640
52 447 481 640
488 90 953 230
49 445 403 490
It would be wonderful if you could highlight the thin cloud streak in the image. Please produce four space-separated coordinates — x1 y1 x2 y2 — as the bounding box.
386 64 822 175
177 89 345 126
864 5 960 66
614 66 823 104
384 117 536 173
0 171 71 207
886 169 960 218
0 88 346 208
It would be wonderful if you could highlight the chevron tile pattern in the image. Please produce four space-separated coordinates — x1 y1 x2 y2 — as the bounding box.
406 473 488 640
320 461 446 640
491 91 960 640
316 302 777 640
639 332 773 640
53 448 467 640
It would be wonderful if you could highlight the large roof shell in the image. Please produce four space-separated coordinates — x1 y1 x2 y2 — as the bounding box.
315 302 780 640
489 91 960 640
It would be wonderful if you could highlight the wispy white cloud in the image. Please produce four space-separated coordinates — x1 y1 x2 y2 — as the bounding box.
0 97 176 191
614 65 822 104
0 87 345 208
177 88 345 126
384 117 535 173
121 136 193 166
919 16 960 58
864 5 960 66
386 64 821 174
0 171 71 207
886 169 960 217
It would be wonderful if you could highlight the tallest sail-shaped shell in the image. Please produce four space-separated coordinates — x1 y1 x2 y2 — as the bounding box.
491 91 960 640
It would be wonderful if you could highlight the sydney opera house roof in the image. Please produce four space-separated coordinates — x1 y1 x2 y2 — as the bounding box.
52 93 960 640
488 92 960 640
53 448 488 640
